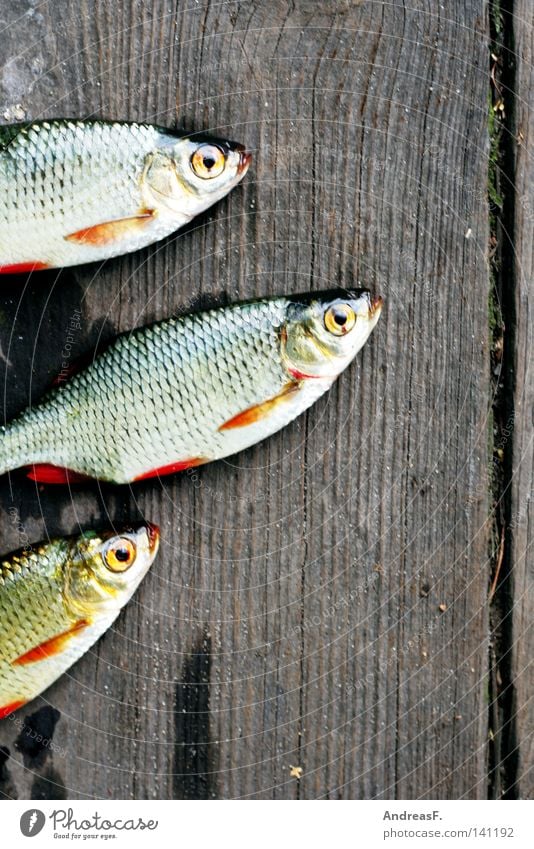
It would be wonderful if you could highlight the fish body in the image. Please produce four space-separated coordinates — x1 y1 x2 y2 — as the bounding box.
0 289 382 484
0 523 159 717
0 120 250 272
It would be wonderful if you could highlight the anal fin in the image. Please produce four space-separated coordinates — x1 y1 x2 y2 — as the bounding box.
134 457 207 482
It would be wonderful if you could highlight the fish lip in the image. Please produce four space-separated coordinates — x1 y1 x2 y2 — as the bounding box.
235 144 252 176
144 522 160 553
370 295 383 316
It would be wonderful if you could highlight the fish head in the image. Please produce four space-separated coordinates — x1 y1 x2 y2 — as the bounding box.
143 131 251 220
282 289 383 379
64 523 160 615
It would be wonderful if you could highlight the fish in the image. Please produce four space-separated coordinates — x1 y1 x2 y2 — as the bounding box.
0 288 383 484
0 522 159 718
0 119 251 272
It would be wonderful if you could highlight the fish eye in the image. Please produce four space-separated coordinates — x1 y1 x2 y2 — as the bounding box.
324 303 356 335
103 537 137 573
190 144 226 179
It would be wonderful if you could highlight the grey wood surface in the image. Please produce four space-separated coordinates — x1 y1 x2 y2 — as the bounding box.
508 0 533 801
0 0 513 799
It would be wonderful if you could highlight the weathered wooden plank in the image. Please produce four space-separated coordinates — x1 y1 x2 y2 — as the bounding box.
509 0 534 801
0 0 491 799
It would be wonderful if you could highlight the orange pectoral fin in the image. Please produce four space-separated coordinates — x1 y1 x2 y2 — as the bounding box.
134 457 207 482
218 381 301 431
65 210 155 246
26 464 93 485
0 700 27 719
12 619 90 666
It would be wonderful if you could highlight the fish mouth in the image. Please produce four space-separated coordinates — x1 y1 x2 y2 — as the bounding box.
144 522 160 553
235 143 252 176
369 295 383 317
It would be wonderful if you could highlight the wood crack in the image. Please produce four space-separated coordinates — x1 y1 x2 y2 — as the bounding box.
487 0 520 801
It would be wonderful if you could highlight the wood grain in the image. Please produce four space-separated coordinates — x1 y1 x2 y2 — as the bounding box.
0 0 493 799
508 0 534 801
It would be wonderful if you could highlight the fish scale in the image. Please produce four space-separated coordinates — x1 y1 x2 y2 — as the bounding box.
0 290 382 485
0 545 68 653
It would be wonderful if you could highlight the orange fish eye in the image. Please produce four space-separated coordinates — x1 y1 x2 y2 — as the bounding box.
103 537 137 572
190 144 226 179
324 303 356 335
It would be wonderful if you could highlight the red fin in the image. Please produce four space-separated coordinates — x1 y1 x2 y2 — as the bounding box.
12 619 90 666
26 464 93 485
134 457 207 482
65 210 155 246
0 700 27 719
0 261 50 274
218 382 301 431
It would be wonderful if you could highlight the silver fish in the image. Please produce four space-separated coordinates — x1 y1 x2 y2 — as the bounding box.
0 289 383 484
0 119 251 272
